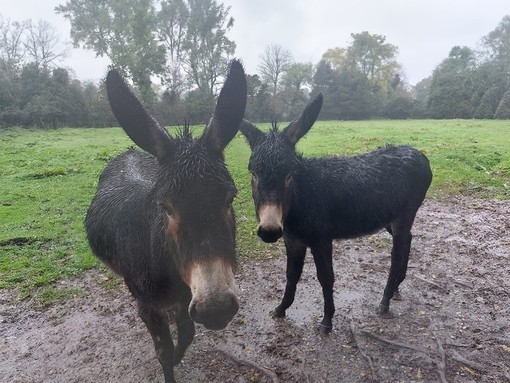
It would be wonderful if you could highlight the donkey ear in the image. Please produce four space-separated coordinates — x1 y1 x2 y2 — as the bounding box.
202 59 247 153
283 93 323 145
106 69 174 159
239 119 264 149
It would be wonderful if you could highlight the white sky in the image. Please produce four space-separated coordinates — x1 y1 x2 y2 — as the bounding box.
2 0 509 85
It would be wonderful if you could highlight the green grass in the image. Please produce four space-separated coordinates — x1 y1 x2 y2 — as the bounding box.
0 120 509 303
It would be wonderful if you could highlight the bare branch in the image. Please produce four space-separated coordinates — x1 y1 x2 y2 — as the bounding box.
215 347 280 383
350 320 379 381
23 19 67 68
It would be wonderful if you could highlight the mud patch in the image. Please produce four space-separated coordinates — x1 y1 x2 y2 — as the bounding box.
1 196 509 382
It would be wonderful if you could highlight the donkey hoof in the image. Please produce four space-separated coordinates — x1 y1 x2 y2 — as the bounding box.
378 303 390 315
272 306 286 318
393 289 402 301
173 347 185 366
319 323 332 334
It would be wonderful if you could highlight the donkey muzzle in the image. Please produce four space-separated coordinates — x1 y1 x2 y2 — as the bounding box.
187 259 239 330
256 203 284 243
257 225 283 243
189 294 239 330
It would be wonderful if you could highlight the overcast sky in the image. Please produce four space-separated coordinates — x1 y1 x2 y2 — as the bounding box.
2 0 509 85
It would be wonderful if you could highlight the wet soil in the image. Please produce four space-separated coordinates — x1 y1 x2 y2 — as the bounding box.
1 196 509 383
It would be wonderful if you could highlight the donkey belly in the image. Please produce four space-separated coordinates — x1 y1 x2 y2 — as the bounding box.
85 193 149 276
86 151 154 268
321 196 397 239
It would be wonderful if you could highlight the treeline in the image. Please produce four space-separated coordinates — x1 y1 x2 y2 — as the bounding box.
1 3 510 128
312 15 510 120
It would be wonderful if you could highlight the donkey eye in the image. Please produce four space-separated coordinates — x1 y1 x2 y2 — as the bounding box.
285 173 294 186
226 192 236 209
158 200 174 216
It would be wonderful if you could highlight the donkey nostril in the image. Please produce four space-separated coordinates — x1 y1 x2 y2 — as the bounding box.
229 296 239 316
189 302 198 321
257 226 282 243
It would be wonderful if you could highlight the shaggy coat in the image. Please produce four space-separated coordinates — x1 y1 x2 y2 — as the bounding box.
240 93 432 332
85 60 247 383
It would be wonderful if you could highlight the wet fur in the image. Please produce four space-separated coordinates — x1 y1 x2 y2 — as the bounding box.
240 93 432 332
85 60 247 383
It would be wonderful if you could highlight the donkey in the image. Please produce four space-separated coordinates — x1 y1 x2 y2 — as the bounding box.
239 93 432 333
84 60 247 383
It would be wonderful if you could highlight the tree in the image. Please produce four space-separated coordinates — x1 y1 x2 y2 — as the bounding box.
182 0 236 94
335 67 377 120
383 95 416 119
245 74 272 122
439 46 477 74
183 87 215 124
346 31 399 84
56 0 236 105
482 15 510 68
428 72 474 119
494 88 510 118
56 0 167 105
280 62 313 119
0 59 20 127
312 59 341 119
321 47 346 70
0 16 26 69
312 59 378 120
412 77 432 118
476 15 510 117
427 46 477 118
314 32 404 119
24 19 67 69
258 44 293 118
157 0 189 98
470 60 504 118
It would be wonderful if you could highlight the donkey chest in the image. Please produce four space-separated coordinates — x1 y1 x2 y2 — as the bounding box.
284 202 393 243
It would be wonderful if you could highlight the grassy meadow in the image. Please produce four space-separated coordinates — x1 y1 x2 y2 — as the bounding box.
0 120 509 304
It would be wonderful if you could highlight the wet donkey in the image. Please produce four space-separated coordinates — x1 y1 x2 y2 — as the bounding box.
85 60 247 382
240 93 432 333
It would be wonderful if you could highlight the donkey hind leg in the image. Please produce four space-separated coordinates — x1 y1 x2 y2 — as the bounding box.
173 300 195 365
138 303 176 383
274 238 307 318
379 217 414 314
310 240 335 334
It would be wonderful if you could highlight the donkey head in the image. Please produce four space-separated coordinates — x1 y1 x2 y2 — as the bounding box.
106 60 247 330
240 93 322 243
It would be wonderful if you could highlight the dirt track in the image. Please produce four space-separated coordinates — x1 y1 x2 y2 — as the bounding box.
1 196 509 382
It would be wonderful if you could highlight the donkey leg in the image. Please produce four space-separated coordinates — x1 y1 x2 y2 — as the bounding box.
138 303 176 383
379 221 413 313
310 241 335 333
274 237 307 318
173 300 195 366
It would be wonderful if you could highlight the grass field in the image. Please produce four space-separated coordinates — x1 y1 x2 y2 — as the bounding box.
0 120 509 303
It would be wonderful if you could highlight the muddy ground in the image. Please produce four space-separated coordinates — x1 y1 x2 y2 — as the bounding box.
1 196 509 383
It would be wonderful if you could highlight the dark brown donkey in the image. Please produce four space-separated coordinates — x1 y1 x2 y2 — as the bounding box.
85 60 247 383
240 93 432 333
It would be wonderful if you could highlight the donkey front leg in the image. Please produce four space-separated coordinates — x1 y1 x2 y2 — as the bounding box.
311 240 335 333
173 299 195 365
138 303 177 383
274 237 307 318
